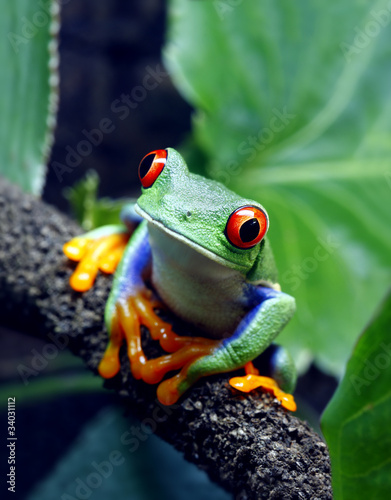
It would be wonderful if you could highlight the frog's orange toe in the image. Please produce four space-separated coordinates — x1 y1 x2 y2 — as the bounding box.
230 374 278 392
63 237 90 261
70 268 98 292
98 355 121 379
98 340 122 378
157 375 181 406
275 391 297 412
98 246 124 273
140 359 167 385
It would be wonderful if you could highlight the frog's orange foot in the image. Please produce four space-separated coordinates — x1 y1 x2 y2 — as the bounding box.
64 232 129 292
97 291 219 396
229 373 297 412
127 293 218 354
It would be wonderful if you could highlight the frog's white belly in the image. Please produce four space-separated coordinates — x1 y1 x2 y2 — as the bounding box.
148 223 250 339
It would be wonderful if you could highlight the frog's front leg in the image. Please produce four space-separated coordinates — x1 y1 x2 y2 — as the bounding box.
98 219 155 378
157 287 296 408
98 220 220 379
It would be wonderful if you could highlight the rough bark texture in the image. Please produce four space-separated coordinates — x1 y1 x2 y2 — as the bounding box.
0 178 332 500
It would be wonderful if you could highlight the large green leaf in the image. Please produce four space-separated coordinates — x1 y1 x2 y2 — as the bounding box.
322 290 391 499
0 0 59 194
165 0 391 375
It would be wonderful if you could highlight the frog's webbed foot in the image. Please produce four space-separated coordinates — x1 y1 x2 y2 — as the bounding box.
98 290 220 391
229 362 297 411
63 226 129 291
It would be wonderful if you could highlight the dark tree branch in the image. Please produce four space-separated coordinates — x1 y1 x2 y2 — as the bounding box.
0 178 332 500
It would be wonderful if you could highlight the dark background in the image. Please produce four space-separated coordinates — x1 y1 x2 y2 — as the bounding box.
43 0 192 211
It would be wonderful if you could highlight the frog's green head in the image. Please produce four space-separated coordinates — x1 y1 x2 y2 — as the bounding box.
135 148 269 277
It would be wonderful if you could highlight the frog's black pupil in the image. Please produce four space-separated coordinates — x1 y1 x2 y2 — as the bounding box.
139 154 155 179
240 218 260 243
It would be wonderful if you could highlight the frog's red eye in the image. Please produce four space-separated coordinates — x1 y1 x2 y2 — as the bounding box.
225 206 268 249
138 149 167 188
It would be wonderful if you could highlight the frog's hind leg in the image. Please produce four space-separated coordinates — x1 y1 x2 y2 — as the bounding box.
156 288 296 408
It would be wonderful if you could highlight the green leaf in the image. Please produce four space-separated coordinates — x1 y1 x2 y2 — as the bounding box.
65 170 129 230
321 290 391 499
165 0 391 375
0 0 59 195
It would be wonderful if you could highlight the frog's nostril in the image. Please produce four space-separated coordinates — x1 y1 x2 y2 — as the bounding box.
180 209 192 221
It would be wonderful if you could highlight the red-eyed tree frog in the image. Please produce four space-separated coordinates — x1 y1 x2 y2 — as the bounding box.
64 148 297 410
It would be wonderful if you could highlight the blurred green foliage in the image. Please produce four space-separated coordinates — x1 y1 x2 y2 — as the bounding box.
0 0 58 194
64 170 130 231
164 0 391 377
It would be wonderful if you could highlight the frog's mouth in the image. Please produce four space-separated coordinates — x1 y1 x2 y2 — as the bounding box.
134 204 248 272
